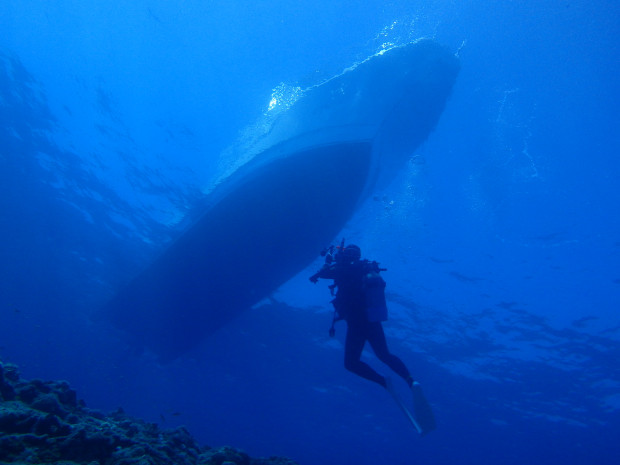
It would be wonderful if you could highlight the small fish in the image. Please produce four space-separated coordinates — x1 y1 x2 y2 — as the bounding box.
449 271 483 283
496 301 519 310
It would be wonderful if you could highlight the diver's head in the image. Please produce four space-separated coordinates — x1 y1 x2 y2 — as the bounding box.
341 244 361 263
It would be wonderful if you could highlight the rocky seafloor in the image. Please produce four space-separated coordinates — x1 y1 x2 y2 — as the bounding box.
0 360 299 465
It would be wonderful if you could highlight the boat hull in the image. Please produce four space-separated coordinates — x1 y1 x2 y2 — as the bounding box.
102 39 460 360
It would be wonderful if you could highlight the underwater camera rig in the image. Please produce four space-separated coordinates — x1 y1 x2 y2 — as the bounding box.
320 238 347 266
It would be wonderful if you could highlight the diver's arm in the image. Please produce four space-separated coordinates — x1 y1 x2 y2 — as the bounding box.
309 264 337 283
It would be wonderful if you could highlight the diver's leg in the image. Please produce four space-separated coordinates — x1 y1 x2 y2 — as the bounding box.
344 323 387 387
367 322 414 387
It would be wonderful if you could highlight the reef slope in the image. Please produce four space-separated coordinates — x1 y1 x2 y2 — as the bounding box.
0 361 298 465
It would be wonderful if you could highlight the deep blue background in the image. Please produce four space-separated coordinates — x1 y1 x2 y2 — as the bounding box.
1 1 619 464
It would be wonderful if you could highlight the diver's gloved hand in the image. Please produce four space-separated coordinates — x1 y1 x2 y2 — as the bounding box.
309 275 319 283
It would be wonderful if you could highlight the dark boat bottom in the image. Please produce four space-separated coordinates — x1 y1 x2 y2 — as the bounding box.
104 140 373 360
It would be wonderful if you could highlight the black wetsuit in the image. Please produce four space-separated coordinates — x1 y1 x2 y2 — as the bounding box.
312 259 413 388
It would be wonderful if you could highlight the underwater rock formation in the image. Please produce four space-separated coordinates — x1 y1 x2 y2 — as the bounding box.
0 361 298 465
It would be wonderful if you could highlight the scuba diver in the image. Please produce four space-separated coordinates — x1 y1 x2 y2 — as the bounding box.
309 240 435 435
309 241 415 391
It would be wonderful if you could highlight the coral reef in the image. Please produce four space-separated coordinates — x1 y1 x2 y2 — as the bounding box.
0 361 299 465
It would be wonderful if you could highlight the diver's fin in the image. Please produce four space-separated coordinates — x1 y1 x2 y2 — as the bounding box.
411 382 436 435
385 378 423 434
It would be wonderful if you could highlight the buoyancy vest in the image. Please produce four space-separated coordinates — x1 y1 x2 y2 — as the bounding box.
363 270 388 322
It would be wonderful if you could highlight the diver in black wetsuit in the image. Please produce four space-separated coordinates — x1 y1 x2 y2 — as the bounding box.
309 244 414 390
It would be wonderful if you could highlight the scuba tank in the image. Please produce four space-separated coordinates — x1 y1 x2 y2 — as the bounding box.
363 269 388 322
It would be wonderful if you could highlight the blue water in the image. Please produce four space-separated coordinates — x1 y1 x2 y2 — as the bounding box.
1 1 619 464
